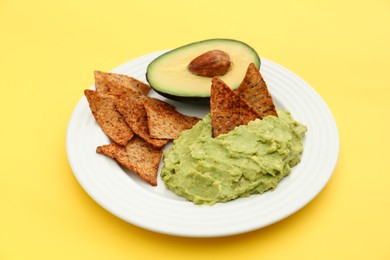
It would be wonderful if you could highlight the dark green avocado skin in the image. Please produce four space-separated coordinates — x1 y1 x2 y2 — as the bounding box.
152 88 210 104
146 38 260 104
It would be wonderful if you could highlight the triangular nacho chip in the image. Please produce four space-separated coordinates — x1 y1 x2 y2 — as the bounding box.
235 63 277 118
114 92 169 148
210 78 259 138
96 137 163 186
94 70 151 96
144 100 201 139
84 89 134 146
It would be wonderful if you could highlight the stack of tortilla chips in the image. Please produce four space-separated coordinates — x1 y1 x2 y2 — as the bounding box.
210 63 277 137
85 71 200 186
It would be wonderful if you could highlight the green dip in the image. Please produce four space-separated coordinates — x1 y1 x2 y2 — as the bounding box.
161 110 307 205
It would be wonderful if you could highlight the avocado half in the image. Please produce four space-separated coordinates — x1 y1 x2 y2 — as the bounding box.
146 39 260 103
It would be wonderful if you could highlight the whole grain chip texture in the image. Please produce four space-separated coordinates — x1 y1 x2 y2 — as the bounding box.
235 63 277 118
210 78 259 138
96 137 163 186
84 89 134 146
144 100 201 139
114 93 169 148
94 71 151 96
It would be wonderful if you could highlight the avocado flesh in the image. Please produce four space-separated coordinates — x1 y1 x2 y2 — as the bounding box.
146 39 260 103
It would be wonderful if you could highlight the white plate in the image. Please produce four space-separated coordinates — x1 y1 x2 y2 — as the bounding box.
66 50 339 237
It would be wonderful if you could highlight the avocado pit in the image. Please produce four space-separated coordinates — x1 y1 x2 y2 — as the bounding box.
188 49 231 77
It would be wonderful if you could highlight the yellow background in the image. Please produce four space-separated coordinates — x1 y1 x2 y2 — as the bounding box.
1 0 389 259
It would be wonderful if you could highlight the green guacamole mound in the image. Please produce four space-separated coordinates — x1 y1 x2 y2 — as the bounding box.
161 110 307 205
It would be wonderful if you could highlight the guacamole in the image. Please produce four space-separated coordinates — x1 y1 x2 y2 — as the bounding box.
161 110 307 205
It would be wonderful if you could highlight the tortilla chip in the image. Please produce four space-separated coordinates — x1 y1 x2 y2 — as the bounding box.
94 71 151 96
144 100 201 139
235 63 277 118
84 89 134 146
114 93 169 148
210 78 259 138
96 137 163 186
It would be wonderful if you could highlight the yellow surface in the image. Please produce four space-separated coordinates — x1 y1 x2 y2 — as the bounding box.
1 0 389 259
